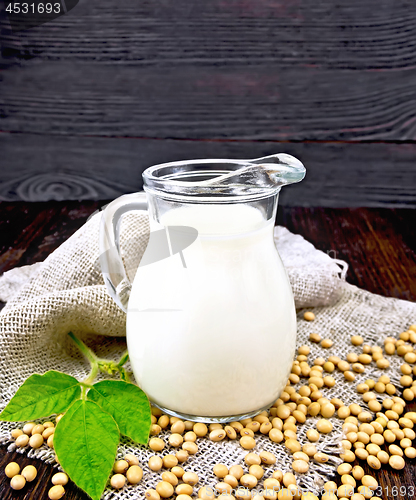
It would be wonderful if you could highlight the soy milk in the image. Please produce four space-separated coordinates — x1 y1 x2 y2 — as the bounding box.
127 203 296 417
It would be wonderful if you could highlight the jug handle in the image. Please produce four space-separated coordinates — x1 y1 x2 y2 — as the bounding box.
99 192 148 312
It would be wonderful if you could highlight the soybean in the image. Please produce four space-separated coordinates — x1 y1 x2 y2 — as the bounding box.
215 482 232 494
240 436 256 450
304 312 315 321
292 460 309 473
182 442 198 455
163 455 178 468
52 472 68 485
23 422 36 435
310 333 321 343
124 454 139 466
367 455 381 469
149 456 163 472
127 466 143 484
29 434 44 449
113 460 129 474
314 452 330 463
48 485 65 500
259 451 277 465
316 419 333 433
249 464 264 479
229 465 244 480
306 429 320 442
22 465 38 482
110 474 126 489
156 481 175 498
242 455 260 469
351 465 364 480
5 462 20 478
210 429 226 442
213 464 228 478
389 455 405 470
193 423 208 437
149 437 165 452
240 474 258 489
321 339 333 348
183 472 199 486
145 489 160 500
361 475 378 490
11 429 23 439
10 475 26 491
176 484 193 495
169 433 184 447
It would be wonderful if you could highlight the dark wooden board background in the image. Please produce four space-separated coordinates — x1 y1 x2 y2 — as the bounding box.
1 0 416 205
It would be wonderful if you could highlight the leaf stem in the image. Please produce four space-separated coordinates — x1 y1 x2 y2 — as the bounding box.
68 332 98 365
117 350 129 367
68 332 131 385
80 382 93 389
83 362 99 386
119 367 131 383
68 332 99 388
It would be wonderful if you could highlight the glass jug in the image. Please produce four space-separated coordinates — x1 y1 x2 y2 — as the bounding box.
99 154 305 422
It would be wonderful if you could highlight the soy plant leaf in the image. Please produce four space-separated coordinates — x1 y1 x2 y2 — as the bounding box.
54 399 119 500
0 371 81 421
88 380 151 444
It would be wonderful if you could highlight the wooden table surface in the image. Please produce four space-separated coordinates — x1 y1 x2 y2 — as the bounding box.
0 202 415 499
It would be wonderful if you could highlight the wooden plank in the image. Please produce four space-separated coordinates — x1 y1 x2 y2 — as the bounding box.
0 201 102 274
1 0 416 141
1 134 416 206
2 0 416 71
277 207 416 300
2 61 416 141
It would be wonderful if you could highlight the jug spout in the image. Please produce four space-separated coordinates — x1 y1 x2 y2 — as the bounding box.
198 153 305 193
249 153 306 187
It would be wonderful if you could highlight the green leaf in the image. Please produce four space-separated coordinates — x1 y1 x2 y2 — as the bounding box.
0 371 81 421
54 399 119 500
87 380 151 444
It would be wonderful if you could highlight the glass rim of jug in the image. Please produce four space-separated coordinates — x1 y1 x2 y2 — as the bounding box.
142 155 305 203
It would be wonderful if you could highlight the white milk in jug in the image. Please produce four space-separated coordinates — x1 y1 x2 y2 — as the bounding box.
127 203 296 418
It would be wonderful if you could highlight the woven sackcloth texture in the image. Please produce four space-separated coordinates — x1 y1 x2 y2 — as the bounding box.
1 210 415 498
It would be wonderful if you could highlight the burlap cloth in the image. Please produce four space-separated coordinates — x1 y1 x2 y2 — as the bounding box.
0 210 415 498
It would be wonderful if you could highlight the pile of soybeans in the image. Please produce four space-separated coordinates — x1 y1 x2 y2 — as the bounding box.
4 314 416 500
